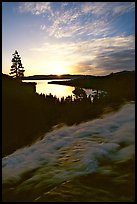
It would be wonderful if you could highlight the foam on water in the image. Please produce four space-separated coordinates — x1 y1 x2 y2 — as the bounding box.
2 103 135 197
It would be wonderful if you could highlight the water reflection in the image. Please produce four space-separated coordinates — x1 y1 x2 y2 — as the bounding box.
23 80 106 101
23 80 75 99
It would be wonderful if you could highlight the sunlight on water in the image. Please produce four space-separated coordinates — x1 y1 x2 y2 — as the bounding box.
23 80 75 99
2 103 135 202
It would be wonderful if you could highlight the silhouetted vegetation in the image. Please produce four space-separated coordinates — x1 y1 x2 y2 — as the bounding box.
10 50 25 78
49 71 135 101
2 71 135 157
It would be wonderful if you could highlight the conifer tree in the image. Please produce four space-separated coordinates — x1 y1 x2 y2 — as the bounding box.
10 50 25 78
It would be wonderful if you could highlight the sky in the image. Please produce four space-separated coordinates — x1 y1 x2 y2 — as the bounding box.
2 2 135 76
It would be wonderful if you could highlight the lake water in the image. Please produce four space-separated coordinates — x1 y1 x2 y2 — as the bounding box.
2 102 135 202
23 79 98 100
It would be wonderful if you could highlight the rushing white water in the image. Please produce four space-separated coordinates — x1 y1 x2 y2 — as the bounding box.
2 102 135 201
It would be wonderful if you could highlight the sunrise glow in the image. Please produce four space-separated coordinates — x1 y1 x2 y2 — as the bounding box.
2 3 135 202
2 2 135 76
47 61 70 75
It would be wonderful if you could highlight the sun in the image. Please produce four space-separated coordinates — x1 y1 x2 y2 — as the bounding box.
49 61 69 75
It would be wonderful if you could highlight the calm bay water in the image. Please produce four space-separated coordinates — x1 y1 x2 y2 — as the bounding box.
23 79 96 99
23 80 75 99
2 103 135 202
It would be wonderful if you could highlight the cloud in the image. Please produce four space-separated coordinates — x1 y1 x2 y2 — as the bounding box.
18 2 134 40
18 2 52 15
112 2 135 15
46 2 134 39
19 2 134 18
81 2 110 15
47 16 111 39
30 34 135 74
96 49 135 72
2 2 135 77
81 2 134 16
40 24 46 31
90 35 135 73
17 2 134 74
46 7 82 38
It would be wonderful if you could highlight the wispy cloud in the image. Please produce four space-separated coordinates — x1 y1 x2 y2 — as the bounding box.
74 35 135 74
18 2 135 40
18 2 52 15
112 2 135 15
47 16 110 39
30 34 135 75
81 2 134 16
3 2 134 75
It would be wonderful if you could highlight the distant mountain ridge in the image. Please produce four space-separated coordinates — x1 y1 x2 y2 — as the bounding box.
22 74 83 80
22 70 134 81
48 70 135 88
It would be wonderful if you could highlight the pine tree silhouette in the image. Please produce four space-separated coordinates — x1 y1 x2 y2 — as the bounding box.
10 50 25 78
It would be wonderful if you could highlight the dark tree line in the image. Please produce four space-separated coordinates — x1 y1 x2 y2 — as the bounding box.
3 62 135 157
2 75 112 157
